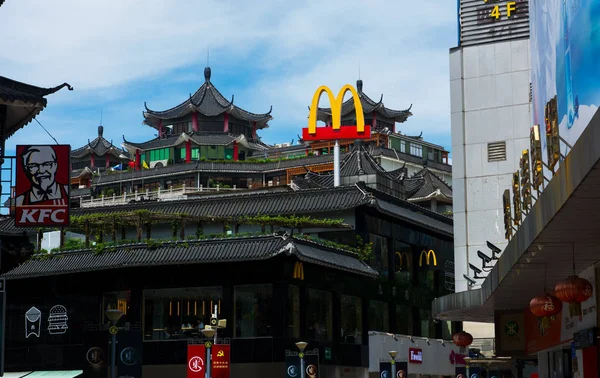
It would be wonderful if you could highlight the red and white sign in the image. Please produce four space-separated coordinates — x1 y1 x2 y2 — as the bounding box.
211 344 231 378
15 145 71 227
449 350 467 365
409 348 423 364
187 344 206 378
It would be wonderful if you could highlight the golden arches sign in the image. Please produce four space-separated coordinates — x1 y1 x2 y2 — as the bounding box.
395 251 410 269
293 261 304 280
302 84 371 141
419 249 437 267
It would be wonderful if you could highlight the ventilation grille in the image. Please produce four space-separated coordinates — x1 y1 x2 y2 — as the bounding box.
488 141 507 162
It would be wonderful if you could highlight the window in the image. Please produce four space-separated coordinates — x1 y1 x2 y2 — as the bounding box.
369 234 389 277
369 300 389 332
288 286 300 338
393 241 412 284
103 291 131 325
340 295 362 344
488 141 507 162
395 305 413 335
410 144 423 157
307 289 332 341
192 148 199 160
143 287 222 341
442 320 453 340
400 140 406 153
234 284 273 338
419 309 435 338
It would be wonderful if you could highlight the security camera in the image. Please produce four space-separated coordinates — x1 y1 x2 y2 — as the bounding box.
469 263 484 279
463 274 477 287
486 241 502 259
477 250 492 265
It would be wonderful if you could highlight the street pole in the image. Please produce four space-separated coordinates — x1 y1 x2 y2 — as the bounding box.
206 344 212 378
391 359 396 378
333 139 340 187
300 353 305 378
110 332 117 378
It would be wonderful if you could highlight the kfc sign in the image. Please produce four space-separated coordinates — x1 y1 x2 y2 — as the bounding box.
15 145 71 227
408 348 423 364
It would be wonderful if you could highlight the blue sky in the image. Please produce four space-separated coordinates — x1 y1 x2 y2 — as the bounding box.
1 0 458 156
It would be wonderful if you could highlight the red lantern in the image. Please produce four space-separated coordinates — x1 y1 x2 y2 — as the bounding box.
555 275 593 318
530 293 562 332
452 331 473 347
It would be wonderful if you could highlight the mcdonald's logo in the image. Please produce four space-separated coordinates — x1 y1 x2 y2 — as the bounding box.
395 251 410 272
301 84 372 141
293 261 304 280
419 249 437 267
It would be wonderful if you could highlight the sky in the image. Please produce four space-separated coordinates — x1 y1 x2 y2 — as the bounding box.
0 0 458 156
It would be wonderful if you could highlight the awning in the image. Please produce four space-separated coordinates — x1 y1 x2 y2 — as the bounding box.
2 373 32 378
23 371 83 378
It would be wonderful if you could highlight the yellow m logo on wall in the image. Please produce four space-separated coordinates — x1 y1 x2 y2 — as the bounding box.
419 249 437 267
307 85 366 135
293 261 304 280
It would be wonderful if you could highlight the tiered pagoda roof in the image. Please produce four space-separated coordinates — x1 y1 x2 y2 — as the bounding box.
71 125 126 159
314 79 412 125
143 67 273 129
0 76 72 139
405 168 452 203
121 131 267 155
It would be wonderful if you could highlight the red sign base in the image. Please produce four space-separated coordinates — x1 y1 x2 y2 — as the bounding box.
302 125 372 141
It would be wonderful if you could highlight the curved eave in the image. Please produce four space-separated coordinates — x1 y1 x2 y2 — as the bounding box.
408 189 453 203
314 102 412 124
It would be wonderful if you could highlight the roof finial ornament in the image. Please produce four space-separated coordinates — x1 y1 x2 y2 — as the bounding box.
204 45 212 82
204 66 212 82
98 125 104 137
356 78 363 93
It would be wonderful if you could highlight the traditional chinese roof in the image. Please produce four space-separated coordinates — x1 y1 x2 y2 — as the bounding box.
143 67 272 129
1 234 378 280
0 76 72 139
314 79 412 125
71 125 126 159
405 168 452 203
121 132 265 156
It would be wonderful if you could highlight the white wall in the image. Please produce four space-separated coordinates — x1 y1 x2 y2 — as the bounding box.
450 39 532 292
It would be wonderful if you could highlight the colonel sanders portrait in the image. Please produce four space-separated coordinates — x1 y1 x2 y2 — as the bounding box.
16 145 69 206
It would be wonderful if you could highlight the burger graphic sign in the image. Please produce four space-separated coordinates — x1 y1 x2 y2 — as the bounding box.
47 305 69 335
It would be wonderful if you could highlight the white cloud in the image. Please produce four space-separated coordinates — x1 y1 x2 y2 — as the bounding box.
1 0 456 145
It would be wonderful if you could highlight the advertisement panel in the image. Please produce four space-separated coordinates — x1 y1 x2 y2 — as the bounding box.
285 348 319 378
211 344 230 378
495 311 526 356
530 0 600 161
117 330 143 378
187 344 206 378
15 145 70 227
380 361 408 378
83 330 109 378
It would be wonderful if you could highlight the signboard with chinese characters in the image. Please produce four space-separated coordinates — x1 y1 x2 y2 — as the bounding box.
211 344 230 378
187 344 206 378
459 0 529 47
15 145 71 227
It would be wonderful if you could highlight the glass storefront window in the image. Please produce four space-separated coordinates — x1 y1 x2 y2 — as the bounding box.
395 305 413 335
340 295 362 344
441 320 453 340
393 241 412 285
143 287 221 341
288 285 300 338
419 309 435 338
307 289 333 341
369 233 389 277
103 291 131 325
369 300 389 332
234 284 273 338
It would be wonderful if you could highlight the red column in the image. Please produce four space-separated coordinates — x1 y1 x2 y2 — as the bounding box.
372 111 377 130
185 140 191 163
158 119 164 137
252 122 257 139
105 154 110 168
90 154 95 169
135 149 141 170
192 111 199 132
223 113 229 133
233 141 239 161
305 149 309 157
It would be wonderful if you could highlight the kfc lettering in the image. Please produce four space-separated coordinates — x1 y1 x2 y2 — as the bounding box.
408 348 423 364
17 208 67 225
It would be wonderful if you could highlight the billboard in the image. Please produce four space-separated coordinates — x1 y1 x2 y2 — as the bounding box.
531 0 600 161
15 145 70 227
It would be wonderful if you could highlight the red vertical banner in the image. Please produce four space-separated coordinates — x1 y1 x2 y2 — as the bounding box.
187 344 206 378
211 344 231 378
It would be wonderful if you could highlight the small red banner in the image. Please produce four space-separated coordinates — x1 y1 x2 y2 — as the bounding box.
301 125 372 141
211 344 231 378
409 348 423 364
187 344 206 378
15 145 71 227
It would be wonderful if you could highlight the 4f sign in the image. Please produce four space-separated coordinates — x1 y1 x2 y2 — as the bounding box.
302 84 372 141
484 1 518 19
